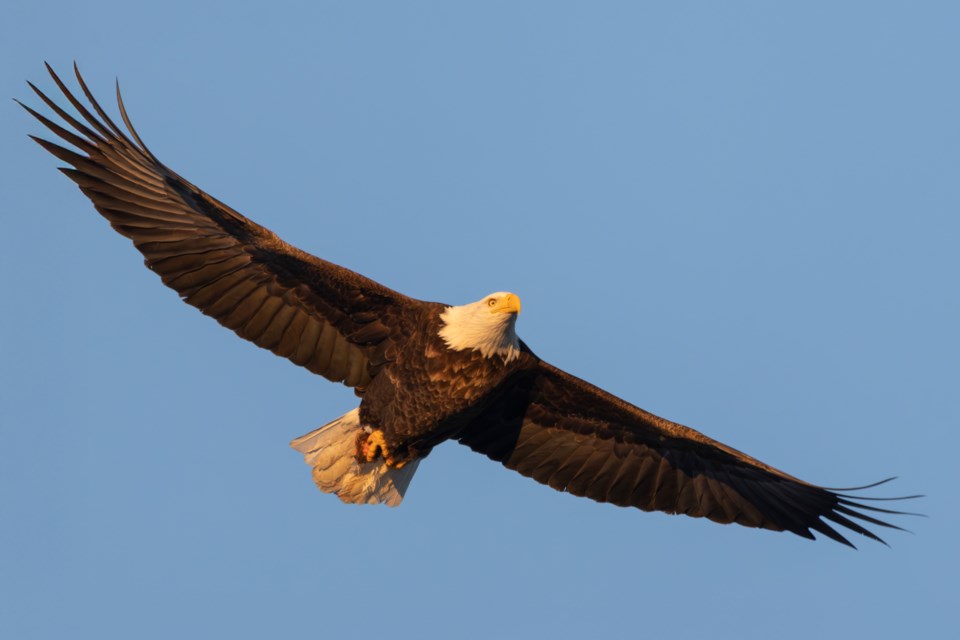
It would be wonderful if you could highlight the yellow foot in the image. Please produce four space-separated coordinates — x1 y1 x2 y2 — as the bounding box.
357 429 387 463
355 429 409 469
385 456 408 470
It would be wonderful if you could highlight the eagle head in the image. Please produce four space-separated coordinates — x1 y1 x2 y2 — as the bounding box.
438 292 522 361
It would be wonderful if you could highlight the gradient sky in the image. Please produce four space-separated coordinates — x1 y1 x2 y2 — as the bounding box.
2 3 956 639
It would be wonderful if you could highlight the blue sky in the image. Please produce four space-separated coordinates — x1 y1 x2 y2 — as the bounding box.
1 2 956 639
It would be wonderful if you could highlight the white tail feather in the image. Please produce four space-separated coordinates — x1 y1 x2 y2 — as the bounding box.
290 408 419 507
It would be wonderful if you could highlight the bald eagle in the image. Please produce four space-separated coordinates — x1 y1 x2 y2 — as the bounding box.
21 64 916 547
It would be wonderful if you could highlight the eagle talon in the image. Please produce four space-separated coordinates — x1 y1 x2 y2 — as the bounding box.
386 457 408 470
357 429 388 463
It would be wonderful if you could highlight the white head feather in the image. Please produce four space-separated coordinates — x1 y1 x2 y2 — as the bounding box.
438 292 522 362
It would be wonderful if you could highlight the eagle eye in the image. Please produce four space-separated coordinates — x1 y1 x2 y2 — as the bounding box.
487 298 497 307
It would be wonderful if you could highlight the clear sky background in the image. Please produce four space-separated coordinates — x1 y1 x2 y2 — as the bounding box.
1 2 956 639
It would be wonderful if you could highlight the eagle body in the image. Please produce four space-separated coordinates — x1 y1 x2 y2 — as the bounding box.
20 63 917 547
358 306 529 465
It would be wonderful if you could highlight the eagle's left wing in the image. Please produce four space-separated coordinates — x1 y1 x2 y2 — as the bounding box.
458 358 914 546
20 64 426 389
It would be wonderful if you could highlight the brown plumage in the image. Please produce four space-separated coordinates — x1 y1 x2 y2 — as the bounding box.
21 63 917 546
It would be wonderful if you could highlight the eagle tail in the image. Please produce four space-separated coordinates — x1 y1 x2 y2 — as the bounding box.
290 408 419 507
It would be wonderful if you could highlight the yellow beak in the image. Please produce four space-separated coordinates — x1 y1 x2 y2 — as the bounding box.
498 293 522 315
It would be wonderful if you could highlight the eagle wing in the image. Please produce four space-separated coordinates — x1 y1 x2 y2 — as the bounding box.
458 357 912 546
20 64 418 388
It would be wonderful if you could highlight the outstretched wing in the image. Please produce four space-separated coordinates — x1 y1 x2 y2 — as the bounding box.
458 358 915 546
20 63 422 388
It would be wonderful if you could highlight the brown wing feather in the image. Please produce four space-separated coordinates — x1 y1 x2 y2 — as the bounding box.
21 63 421 388
458 357 914 547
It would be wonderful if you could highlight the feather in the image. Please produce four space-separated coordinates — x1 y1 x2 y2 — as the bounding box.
290 409 420 507
20 63 421 388
458 358 920 545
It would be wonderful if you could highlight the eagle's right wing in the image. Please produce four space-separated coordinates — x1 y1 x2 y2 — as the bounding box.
458 357 917 546
21 63 424 388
